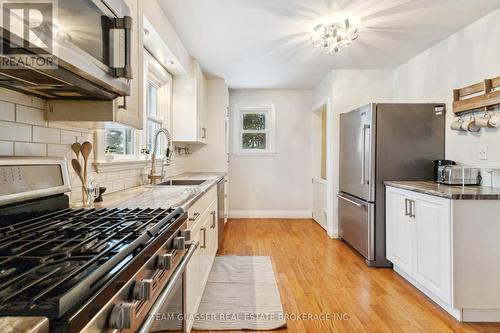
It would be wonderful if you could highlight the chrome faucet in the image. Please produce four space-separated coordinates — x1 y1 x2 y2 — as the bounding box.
148 128 173 184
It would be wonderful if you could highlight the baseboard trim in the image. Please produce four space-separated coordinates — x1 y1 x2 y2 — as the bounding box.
228 211 312 219
328 228 339 239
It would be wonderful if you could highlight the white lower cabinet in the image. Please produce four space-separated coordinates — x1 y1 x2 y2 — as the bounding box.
413 194 451 303
386 188 413 276
185 188 218 332
386 186 452 307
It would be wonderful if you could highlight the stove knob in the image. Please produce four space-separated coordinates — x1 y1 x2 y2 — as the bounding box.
157 253 173 270
173 236 185 250
108 303 135 329
132 279 152 301
181 229 192 241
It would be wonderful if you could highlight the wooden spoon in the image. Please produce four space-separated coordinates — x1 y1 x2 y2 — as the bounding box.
71 142 81 159
80 142 92 183
71 158 85 187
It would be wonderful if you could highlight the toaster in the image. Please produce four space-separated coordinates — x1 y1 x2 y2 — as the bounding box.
437 165 481 185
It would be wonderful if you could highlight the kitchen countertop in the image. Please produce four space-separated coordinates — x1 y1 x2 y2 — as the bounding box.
384 181 500 200
94 172 226 210
0 317 49 333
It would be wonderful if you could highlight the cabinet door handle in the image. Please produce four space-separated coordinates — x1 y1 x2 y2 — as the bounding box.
405 198 410 216
410 200 416 218
210 211 216 229
200 227 207 249
202 127 207 139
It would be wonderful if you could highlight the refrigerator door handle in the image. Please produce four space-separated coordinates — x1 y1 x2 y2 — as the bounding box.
361 124 371 185
337 194 367 208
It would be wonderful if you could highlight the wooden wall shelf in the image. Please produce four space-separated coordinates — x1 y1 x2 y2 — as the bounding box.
453 76 500 114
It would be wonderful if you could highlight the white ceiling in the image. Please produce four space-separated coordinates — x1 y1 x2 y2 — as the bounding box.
158 0 500 89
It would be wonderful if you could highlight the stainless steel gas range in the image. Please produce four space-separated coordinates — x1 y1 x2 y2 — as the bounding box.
0 158 198 333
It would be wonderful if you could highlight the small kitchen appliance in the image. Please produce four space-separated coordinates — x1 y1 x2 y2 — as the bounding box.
437 165 482 185
433 159 456 181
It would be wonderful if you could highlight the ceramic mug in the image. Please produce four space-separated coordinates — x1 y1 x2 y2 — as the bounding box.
475 114 491 128
489 114 500 128
450 118 464 131
461 116 480 132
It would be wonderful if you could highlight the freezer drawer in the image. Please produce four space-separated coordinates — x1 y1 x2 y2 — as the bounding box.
338 193 374 261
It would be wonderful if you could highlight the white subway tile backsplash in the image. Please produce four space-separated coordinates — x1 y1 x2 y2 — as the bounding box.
119 170 131 178
33 126 60 144
0 141 13 155
16 105 46 126
93 172 107 183
0 121 31 141
106 172 121 181
60 130 82 144
0 88 191 204
47 144 71 158
14 142 46 156
0 87 35 107
112 179 125 192
0 101 15 121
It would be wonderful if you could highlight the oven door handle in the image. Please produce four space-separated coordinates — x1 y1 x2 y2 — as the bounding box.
138 241 199 333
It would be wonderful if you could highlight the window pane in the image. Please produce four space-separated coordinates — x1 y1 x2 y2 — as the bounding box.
147 81 158 117
243 113 266 130
147 120 163 155
105 128 133 155
242 133 266 150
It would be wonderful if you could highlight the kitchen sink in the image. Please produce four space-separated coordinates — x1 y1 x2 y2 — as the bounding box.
156 179 207 186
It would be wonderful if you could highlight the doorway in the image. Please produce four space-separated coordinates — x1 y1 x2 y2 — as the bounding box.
312 104 328 230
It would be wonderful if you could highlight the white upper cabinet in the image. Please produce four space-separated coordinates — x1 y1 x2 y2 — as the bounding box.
172 61 208 143
45 0 144 129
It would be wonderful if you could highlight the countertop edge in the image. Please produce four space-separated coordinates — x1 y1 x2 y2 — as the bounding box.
384 181 500 200
94 172 227 210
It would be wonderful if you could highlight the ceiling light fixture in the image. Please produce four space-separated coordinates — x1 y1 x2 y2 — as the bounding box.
310 18 359 53
164 60 175 66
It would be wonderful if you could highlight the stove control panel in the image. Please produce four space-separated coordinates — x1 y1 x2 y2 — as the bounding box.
132 279 153 301
108 302 135 330
156 253 173 270
173 236 185 250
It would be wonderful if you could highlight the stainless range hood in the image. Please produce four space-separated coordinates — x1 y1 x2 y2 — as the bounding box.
0 0 132 100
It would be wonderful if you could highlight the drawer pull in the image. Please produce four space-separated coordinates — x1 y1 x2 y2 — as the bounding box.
201 227 207 249
210 211 216 229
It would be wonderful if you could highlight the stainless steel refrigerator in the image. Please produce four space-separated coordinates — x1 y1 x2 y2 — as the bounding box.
338 103 445 267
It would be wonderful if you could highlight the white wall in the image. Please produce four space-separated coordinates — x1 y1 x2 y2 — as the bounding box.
228 90 312 218
312 8 500 235
393 8 500 181
312 70 394 236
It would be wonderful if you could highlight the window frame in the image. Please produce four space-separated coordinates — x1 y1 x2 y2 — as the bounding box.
233 103 276 155
143 52 173 158
96 50 173 163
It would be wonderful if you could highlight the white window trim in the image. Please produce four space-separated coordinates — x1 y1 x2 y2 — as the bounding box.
232 103 276 156
96 126 140 162
95 50 173 164
143 52 173 157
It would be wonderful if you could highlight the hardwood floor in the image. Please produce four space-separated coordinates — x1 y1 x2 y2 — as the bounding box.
194 219 500 333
